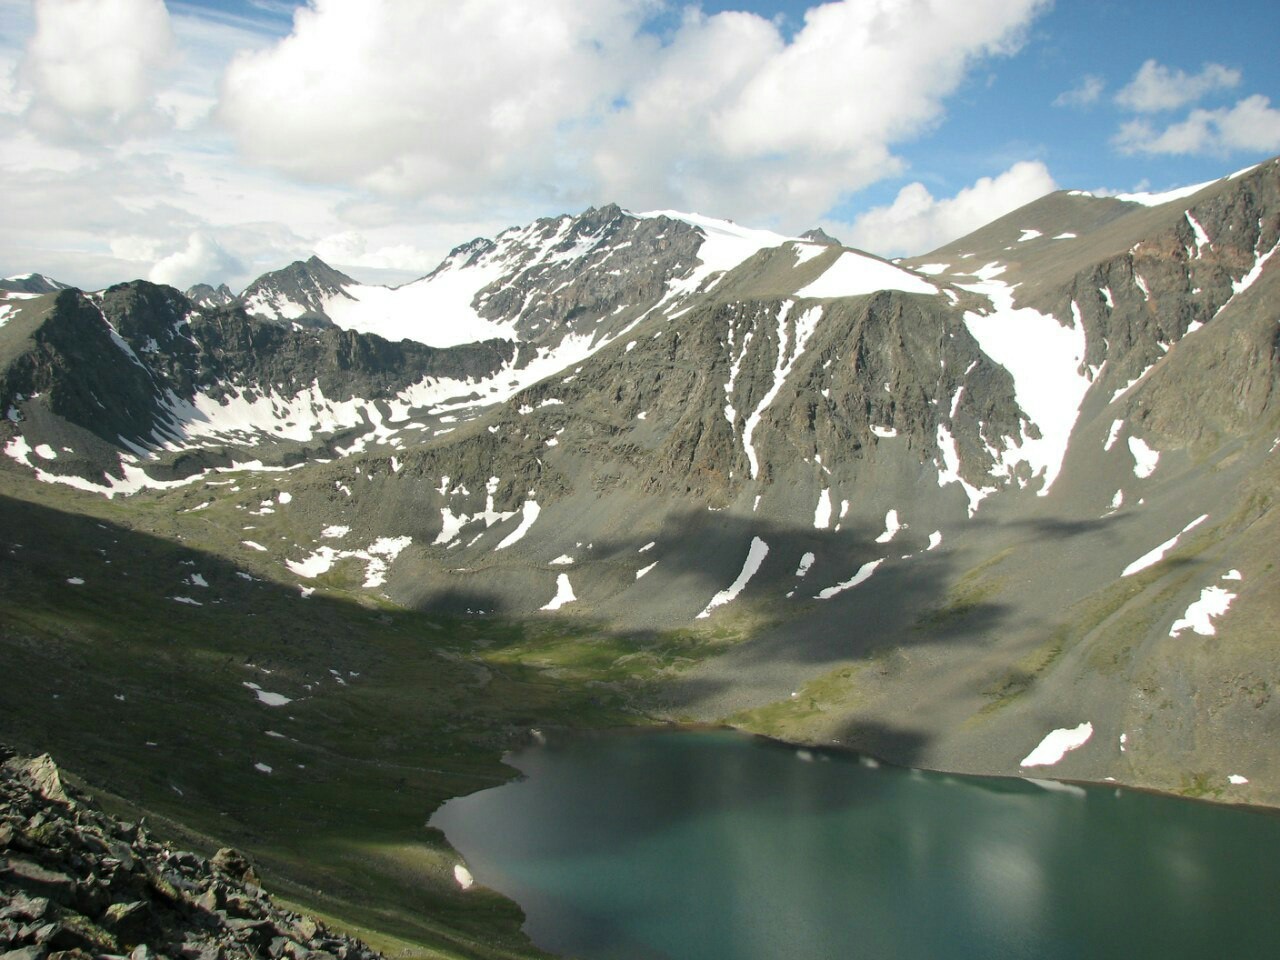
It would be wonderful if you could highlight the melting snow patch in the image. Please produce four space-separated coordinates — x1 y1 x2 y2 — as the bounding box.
796 251 937 298
188 573 208 588
241 541 267 552
321 525 350 539
870 425 898 438
959 263 1091 495
1128 437 1159 479
791 243 826 267
1020 722 1093 767
1122 514 1208 577
795 552 816 578
1116 181 1214 206
66 577 84 585
171 596 202 606
815 558 884 600
1223 569 1243 581
1104 420 1123 451
813 488 833 529
254 763 272 775
243 682 292 707
926 531 942 551
277 491 292 504
1169 585 1236 637
741 304 823 479
874 510 903 544
550 554 574 565
495 499 541 550
1016 229 1042 243
697 537 769 619
639 541 656 553
540 573 576 611
33 444 56 460
454 864 475 890
1052 233 1078 240
1229 775 1249 785
635 562 658 580
935 423 989 516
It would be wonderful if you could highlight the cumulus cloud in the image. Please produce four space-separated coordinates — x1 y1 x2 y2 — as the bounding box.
838 161 1058 257
219 0 648 195
21 0 174 137
1053 75 1104 108
219 0 1050 227
149 232 243 289
313 231 437 274
1114 95 1280 156
1114 60 1240 114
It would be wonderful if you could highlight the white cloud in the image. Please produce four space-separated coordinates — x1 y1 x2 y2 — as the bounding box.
219 0 649 196
219 0 1050 228
1053 75 1104 108
1115 95 1280 156
149 232 242 289
21 0 174 137
313 231 437 274
838 161 1058 257
1114 59 1240 114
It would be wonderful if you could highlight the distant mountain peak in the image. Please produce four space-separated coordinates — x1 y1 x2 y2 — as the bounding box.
1 273 72 295
801 227 842 246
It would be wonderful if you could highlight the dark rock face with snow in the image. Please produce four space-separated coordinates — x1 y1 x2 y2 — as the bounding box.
185 284 236 309
0 751 381 960
2 159 1280 810
0 275 70 296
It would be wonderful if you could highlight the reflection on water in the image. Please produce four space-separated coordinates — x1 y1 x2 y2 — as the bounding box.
431 730 1280 960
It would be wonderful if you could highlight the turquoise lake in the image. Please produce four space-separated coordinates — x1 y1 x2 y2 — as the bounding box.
430 730 1280 959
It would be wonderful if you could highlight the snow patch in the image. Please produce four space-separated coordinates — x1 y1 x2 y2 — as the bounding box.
870 425 898 439
815 558 884 600
741 303 823 479
540 573 577 611
635 562 658 580
1169 585 1236 637
958 263 1091 495
1020 722 1093 767
1116 181 1214 206
813 488 833 530
1016 229 1042 243
874 510 902 544
1128 436 1159 479
796 251 937 298
697 537 769 619
795 552 816 578
1122 514 1208 577
495 499 541 550
243 682 292 707
1104 420 1123 452
454 864 475 890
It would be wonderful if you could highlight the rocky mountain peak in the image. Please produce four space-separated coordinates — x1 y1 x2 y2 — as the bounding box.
800 227 841 246
0 273 71 295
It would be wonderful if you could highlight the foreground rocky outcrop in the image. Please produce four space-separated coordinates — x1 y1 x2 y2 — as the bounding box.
0 751 380 960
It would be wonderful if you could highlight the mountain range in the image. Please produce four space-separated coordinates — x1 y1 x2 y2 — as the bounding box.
2 157 1278 957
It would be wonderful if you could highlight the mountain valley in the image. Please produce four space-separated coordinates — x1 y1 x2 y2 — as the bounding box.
3 157 1280 958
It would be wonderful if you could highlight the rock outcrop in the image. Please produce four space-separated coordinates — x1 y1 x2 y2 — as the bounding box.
0 751 380 960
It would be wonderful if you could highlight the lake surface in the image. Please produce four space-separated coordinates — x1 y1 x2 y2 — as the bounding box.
431 729 1280 960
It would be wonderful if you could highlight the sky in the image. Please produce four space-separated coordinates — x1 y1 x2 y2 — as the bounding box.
1 0 1278 291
